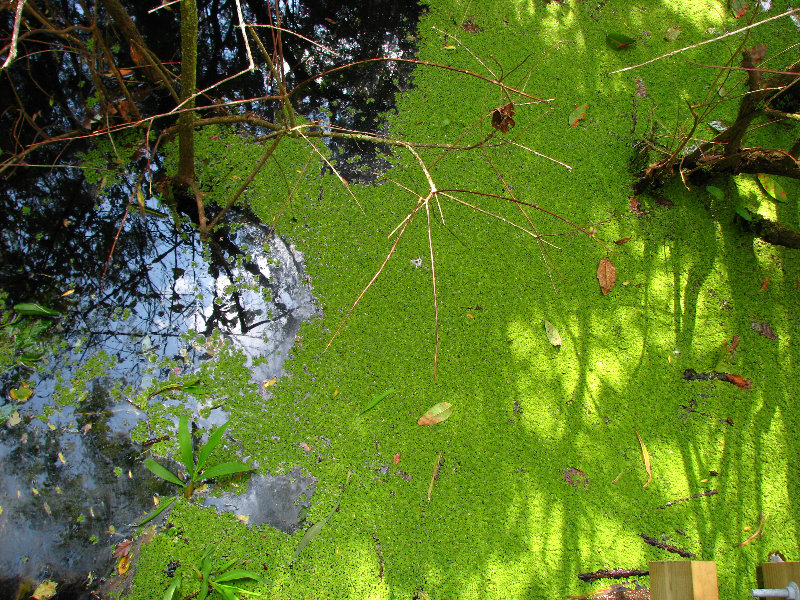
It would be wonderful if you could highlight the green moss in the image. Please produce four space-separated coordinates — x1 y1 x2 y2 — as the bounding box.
129 1 800 598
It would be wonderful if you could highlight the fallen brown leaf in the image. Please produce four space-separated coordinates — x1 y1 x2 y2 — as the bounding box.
597 257 617 296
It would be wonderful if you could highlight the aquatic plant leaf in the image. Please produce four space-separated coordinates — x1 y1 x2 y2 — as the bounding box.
162 574 182 600
734 204 752 221
569 104 588 127
664 26 682 41
757 173 788 202
597 258 617 296
199 461 252 481
706 185 725 201
212 569 264 584
544 320 562 347
417 402 453 426
212 585 238 600
357 388 396 418
180 378 208 395
144 459 185 488
13 303 60 318
133 495 176 527
177 416 195 477
606 33 635 49
634 429 652 488
291 471 352 563
195 422 229 479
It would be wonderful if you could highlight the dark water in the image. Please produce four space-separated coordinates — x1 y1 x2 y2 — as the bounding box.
0 0 423 596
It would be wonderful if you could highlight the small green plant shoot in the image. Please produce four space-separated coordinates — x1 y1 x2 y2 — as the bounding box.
144 416 252 499
162 544 266 600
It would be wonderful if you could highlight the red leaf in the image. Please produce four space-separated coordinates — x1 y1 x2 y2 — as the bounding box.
726 374 752 390
614 237 631 245
760 277 770 291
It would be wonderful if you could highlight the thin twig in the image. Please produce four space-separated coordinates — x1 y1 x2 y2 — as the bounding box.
1 0 28 71
609 8 799 74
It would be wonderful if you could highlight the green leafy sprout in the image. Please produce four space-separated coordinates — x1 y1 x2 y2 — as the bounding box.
162 544 266 600
144 416 252 500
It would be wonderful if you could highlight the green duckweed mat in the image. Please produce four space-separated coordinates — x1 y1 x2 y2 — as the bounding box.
127 1 800 598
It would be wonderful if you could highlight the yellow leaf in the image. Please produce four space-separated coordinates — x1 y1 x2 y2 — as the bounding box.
32 488 39 496
32 580 57 600
117 555 131 575
332 388 339 399
60 289 75 297
57 452 66 464
43 502 51 516
264 376 277 388
634 429 652 488
47 422 56 431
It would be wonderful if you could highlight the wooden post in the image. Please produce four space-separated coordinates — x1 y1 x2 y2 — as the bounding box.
762 562 800 588
649 561 719 600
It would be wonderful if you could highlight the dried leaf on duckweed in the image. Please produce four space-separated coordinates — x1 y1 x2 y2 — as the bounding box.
726 373 752 390
664 26 682 41
752 321 779 340
417 402 453 426
563 467 589 489
112 539 134 558
544 320 562 347
634 429 652 488
606 32 636 49
491 102 515 133
597 258 617 296
629 196 646 217
732 0 749 18
393 453 401 465
614 237 631 245
758 173 788 202
32 580 57 600
569 104 588 127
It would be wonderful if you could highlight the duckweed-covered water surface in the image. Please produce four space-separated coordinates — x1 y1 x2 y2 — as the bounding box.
3 0 800 599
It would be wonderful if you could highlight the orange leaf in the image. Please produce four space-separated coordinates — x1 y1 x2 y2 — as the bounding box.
597 258 617 296
760 277 770 291
727 374 752 389
614 237 631 245
393 453 401 465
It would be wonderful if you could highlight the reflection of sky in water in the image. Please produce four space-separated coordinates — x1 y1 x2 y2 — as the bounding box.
0 204 318 585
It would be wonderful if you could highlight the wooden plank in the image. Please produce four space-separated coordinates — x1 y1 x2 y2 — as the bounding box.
650 561 718 600
762 563 800 589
